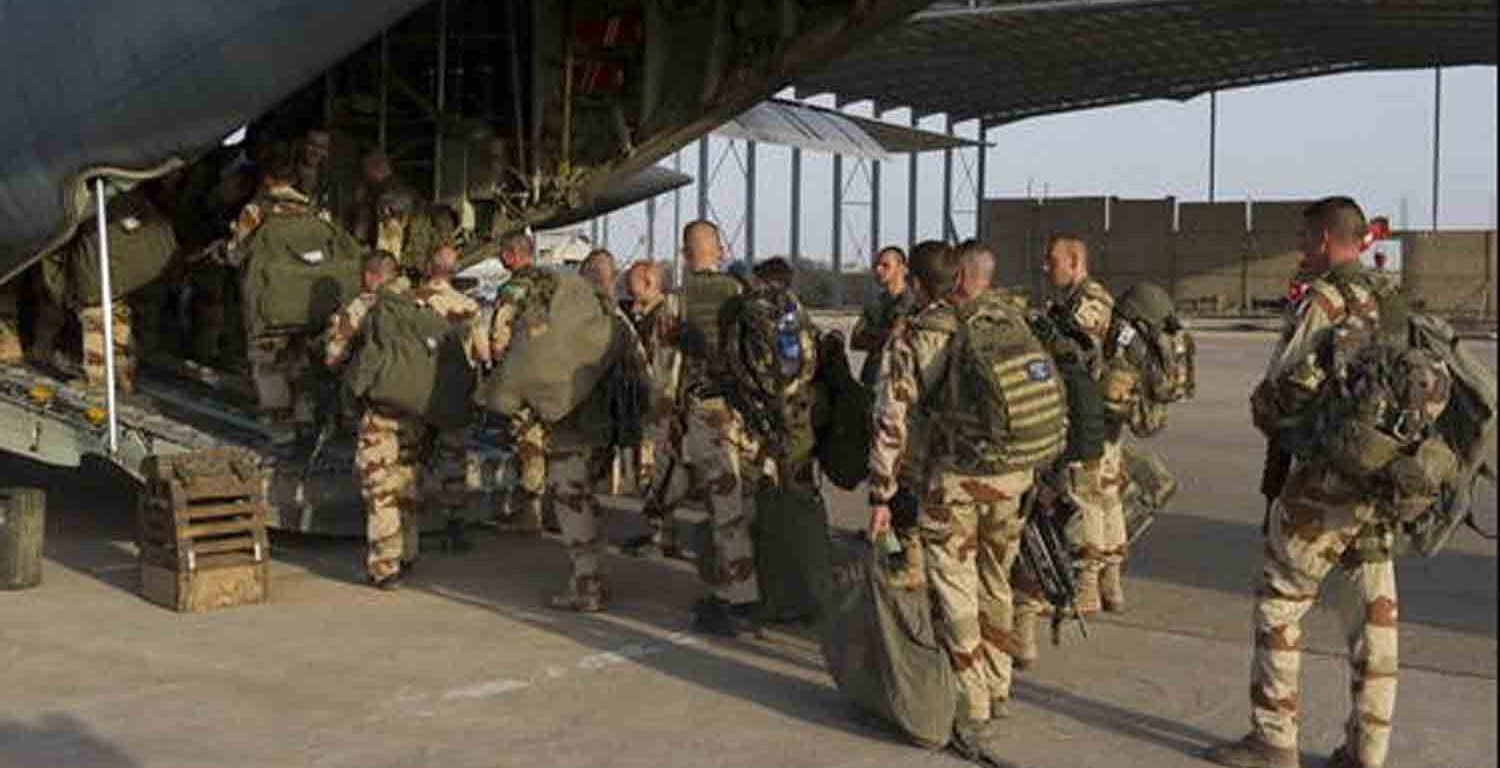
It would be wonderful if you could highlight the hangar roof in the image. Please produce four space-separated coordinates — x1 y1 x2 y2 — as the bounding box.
793 0 1499 125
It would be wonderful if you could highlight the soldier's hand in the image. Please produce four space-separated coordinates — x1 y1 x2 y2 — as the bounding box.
867 504 892 540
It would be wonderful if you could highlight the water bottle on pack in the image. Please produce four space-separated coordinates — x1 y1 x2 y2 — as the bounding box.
775 300 802 377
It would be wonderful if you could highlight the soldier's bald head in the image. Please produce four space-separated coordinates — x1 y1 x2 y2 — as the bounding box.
956 239 996 300
426 245 459 280
1044 233 1089 289
363 251 400 290
682 220 723 270
498 229 534 269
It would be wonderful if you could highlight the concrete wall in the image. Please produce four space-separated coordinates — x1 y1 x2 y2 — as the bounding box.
978 196 1498 319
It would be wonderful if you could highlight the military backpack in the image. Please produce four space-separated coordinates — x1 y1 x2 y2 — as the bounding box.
1100 282 1196 437
723 284 819 469
931 291 1069 476
239 206 364 337
343 291 474 429
46 188 179 307
1029 307 1107 463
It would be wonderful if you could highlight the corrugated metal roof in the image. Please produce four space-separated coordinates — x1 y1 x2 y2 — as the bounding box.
794 0 1498 125
715 99 980 159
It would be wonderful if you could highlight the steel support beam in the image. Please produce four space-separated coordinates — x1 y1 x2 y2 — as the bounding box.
976 120 988 243
790 147 803 259
745 140 757 262
942 116 955 242
378 31 390 150
673 151 683 283
432 0 449 202
908 112 919 246
646 195 658 260
833 152 845 305
1208 90 1218 202
697 137 710 221
870 159 882 258
1432 67 1442 231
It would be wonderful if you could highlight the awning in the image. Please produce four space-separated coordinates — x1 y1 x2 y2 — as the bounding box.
714 99 981 161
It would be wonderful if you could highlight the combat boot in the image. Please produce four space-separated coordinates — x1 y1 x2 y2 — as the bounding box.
950 716 1023 768
550 576 609 613
1100 563 1126 613
691 596 762 637
442 518 474 552
1204 734 1299 768
1325 745 1375 768
1074 569 1102 615
1007 611 1040 670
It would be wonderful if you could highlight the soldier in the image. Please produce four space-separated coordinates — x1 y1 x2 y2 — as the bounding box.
671 220 771 635
230 147 334 442
866 241 1035 753
1040 233 1126 615
0 278 21 364
850 245 916 387
620 260 687 557
293 128 335 214
411 245 483 552
476 230 551 535
374 187 459 279
323 252 414 589
1208 197 1401 768
578 248 618 301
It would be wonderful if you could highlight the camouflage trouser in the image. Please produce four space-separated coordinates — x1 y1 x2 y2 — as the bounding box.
1062 437 1127 574
247 334 313 424
0 281 21 363
1250 463 1397 768
681 396 767 606
29 291 66 366
549 446 614 599
513 418 549 497
79 304 135 394
426 427 469 523
920 469 1034 721
356 407 426 580
188 264 229 365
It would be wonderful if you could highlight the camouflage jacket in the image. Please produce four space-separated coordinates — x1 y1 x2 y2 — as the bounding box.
474 265 557 368
852 287 918 386
1048 276 1115 378
227 184 328 265
411 277 483 365
323 277 411 369
867 298 959 503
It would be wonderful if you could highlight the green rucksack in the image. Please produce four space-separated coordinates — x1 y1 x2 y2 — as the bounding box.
46 188 179 307
1101 282 1196 437
344 291 475 429
240 209 364 337
932 291 1069 476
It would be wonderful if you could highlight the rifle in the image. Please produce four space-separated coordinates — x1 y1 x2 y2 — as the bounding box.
1259 442 1292 536
1018 482 1088 645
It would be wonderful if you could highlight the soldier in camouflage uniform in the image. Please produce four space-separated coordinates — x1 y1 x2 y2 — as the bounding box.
851 246 917 387
411 245 483 552
1209 198 1402 768
668 220 772 635
867 241 1035 749
323 252 414 589
619 260 687 556
1040 233 1126 615
0 278 23 364
474 231 553 535
229 149 330 442
373 186 458 280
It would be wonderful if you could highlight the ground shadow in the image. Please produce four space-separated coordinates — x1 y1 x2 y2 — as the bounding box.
3 454 142 594
0 713 141 768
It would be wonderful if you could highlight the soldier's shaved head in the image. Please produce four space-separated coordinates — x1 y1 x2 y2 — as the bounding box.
625 260 664 304
362 251 399 291
1043 232 1089 289
956 239 996 301
682 219 723 271
1299 196 1367 272
498 229 534 270
579 248 617 298
426 245 459 280
909 240 960 305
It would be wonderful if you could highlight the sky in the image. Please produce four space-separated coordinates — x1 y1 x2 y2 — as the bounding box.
586 66 1498 269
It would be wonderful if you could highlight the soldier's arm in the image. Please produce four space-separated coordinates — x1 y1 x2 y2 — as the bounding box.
867 326 925 505
849 302 884 352
485 302 520 364
1264 292 1337 383
1070 289 1113 350
323 294 373 369
226 202 263 259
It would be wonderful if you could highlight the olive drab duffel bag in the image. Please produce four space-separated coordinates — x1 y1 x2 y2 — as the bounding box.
752 485 832 623
343 291 475 430
480 270 619 423
1100 281 1196 437
820 534 956 750
929 291 1069 476
1120 443 1178 545
45 187 179 307
240 210 364 337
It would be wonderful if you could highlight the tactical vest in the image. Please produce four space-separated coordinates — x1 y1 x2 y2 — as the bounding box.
930 291 1069 476
680 270 742 396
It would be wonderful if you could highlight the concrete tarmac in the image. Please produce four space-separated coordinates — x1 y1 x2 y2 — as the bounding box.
0 333 1494 768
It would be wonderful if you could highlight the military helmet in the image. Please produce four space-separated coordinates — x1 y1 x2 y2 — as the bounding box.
1115 281 1178 333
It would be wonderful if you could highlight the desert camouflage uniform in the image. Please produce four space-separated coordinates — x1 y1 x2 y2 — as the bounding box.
324 281 419 579
869 298 1034 721
476 265 556 527
627 293 683 491
408 277 481 527
1242 262 1398 768
79 304 135 394
675 270 770 606
231 185 328 429
1051 278 1126 598
0 280 22 363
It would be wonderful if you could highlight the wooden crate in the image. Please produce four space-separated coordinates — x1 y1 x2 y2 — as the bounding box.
137 449 270 613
